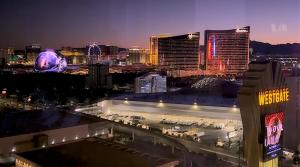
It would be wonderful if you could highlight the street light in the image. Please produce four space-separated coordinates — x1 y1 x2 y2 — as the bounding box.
1 88 7 95
232 105 238 112
11 146 16 152
192 102 198 109
27 96 31 102
124 98 129 104
158 99 164 107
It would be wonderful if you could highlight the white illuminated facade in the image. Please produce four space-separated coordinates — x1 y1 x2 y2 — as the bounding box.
135 73 167 93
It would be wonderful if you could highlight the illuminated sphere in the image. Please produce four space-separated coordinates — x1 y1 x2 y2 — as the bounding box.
34 49 67 72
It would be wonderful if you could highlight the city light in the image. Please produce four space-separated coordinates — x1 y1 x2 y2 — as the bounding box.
26 96 31 102
192 102 199 109
158 100 164 107
208 37 212 61
11 147 16 152
258 88 289 106
213 35 216 57
1 88 7 95
232 105 238 112
0 1 297 167
124 98 129 104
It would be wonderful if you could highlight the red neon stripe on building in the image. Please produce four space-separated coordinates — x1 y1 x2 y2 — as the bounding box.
208 41 212 61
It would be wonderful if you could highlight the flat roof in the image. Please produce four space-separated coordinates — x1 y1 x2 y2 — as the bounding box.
112 92 237 107
17 138 177 167
0 109 103 138
108 100 241 121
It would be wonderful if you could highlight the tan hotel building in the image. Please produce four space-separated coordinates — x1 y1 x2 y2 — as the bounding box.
150 33 200 69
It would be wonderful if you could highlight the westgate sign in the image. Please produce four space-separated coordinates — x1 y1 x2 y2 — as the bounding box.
258 88 289 106
239 62 288 167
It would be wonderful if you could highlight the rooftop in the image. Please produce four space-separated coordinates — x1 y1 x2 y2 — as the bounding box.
17 138 177 167
112 91 237 107
0 109 102 138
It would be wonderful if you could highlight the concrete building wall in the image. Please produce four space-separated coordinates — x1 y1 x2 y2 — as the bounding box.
99 100 242 121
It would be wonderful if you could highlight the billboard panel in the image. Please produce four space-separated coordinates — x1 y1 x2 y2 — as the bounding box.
263 112 284 161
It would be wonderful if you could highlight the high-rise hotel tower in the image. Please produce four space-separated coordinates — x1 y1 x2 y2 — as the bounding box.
204 26 250 74
150 33 200 69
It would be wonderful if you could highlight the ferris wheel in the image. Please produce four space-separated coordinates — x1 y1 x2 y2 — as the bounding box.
87 43 101 64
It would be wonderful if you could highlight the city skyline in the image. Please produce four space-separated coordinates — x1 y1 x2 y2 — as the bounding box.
1 0 300 49
1 1 300 166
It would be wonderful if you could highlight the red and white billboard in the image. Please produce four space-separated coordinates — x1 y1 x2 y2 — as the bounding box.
263 112 284 161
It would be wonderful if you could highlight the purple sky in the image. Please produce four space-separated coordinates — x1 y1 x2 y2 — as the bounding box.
1 0 300 49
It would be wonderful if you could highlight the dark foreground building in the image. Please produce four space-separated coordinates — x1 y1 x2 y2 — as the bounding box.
0 109 109 166
87 63 112 89
284 76 300 151
15 138 179 167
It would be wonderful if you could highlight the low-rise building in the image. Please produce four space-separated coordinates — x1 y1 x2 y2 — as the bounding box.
135 73 167 93
15 138 179 167
0 110 109 164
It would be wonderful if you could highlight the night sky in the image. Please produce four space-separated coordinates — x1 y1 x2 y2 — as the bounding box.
1 0 300 49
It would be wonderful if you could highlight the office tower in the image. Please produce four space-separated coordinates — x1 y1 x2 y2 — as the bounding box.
26 44 41 65
86 63 112 89
128 48 149 65
98 45 120 64
150 33 200 69
60 47 86 65
0 48 14 66
205 26 250 74
0 49 6 67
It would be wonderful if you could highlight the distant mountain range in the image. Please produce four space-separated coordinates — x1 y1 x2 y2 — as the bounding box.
250 41 300 55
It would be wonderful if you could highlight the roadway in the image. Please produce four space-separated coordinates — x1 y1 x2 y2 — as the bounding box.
101 118 246 167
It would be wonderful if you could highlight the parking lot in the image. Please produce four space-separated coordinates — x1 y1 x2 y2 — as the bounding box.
75 100 243 153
